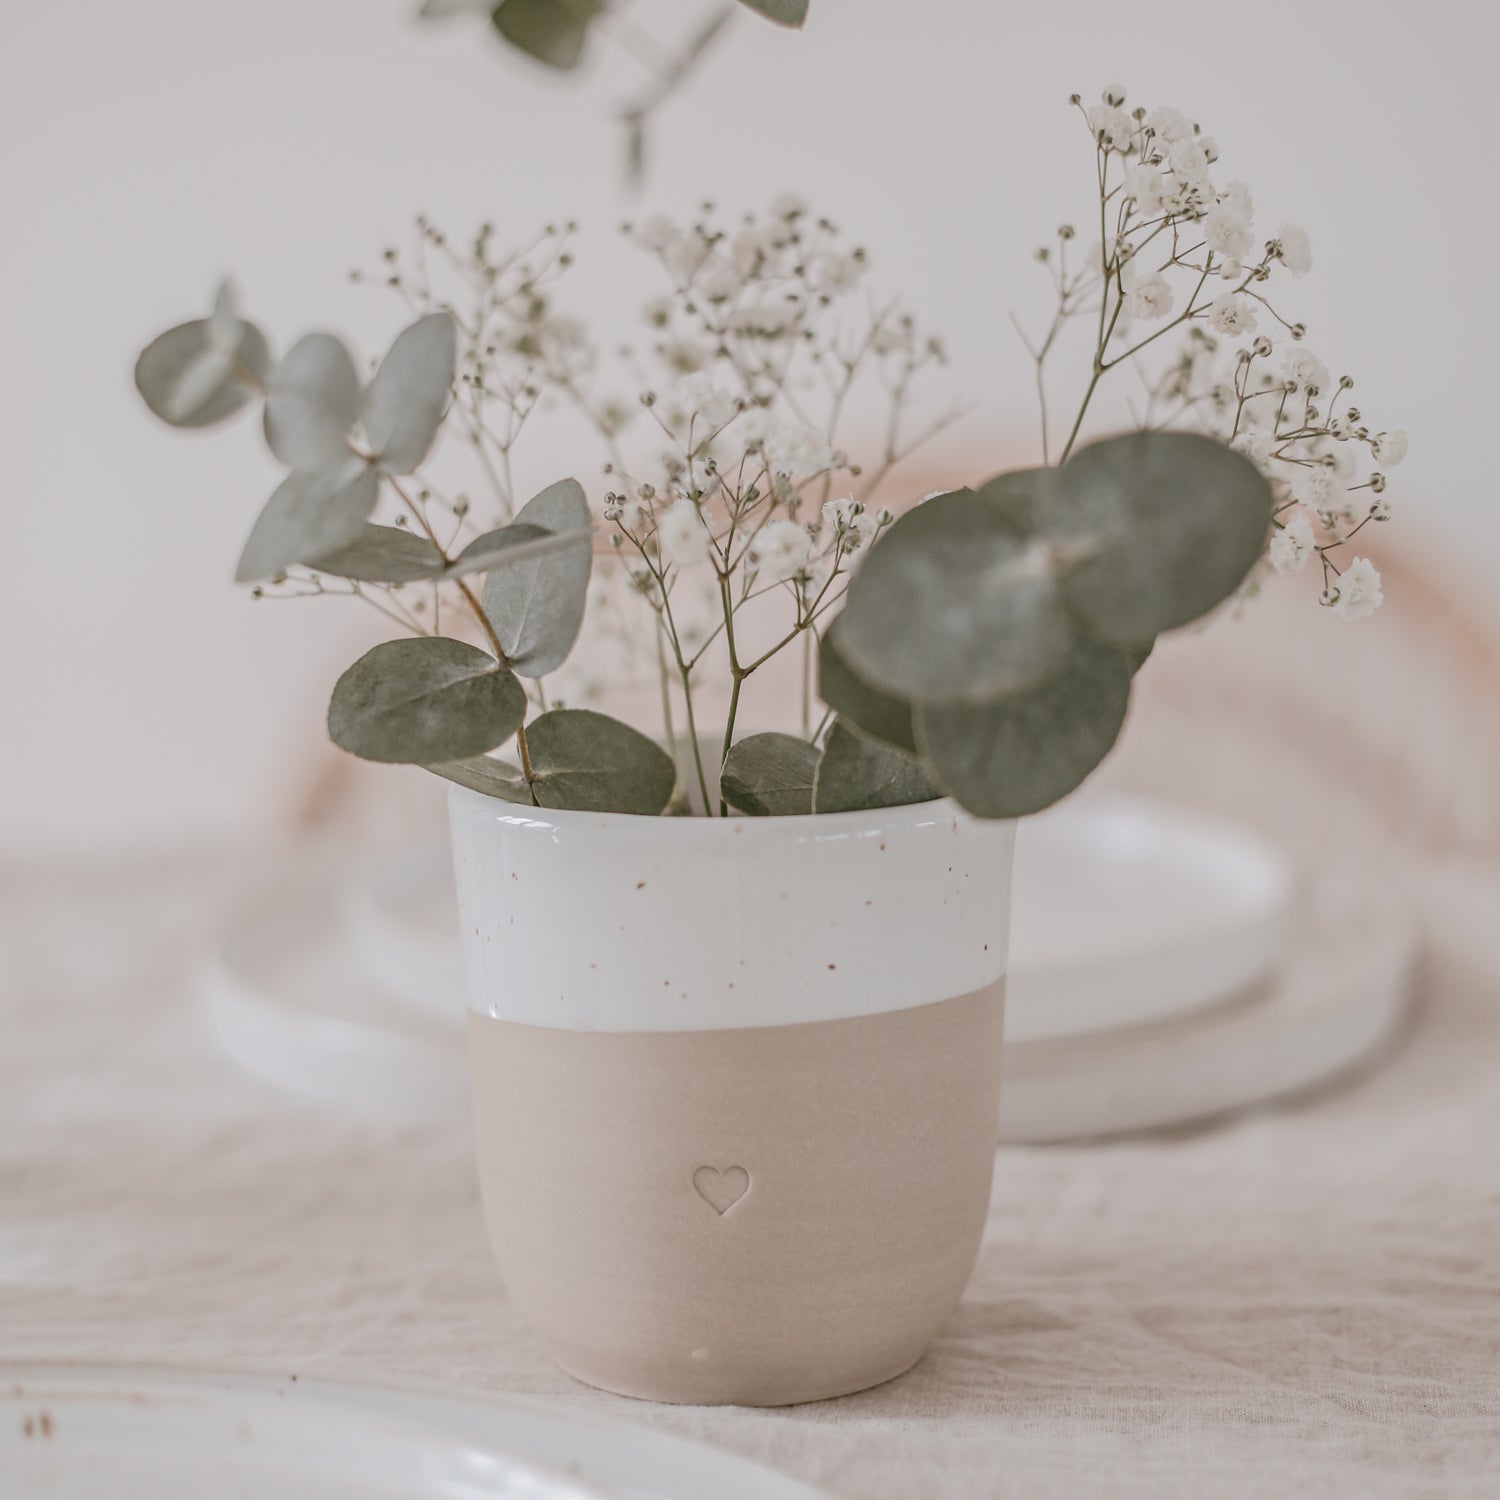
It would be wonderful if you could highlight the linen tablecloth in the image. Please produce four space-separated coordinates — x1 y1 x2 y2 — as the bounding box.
4 853 1498 1499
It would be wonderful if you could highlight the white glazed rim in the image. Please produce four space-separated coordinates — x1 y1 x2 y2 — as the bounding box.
447 784 1005 842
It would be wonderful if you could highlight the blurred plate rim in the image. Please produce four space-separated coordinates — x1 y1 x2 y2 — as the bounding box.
1 1361 837 1500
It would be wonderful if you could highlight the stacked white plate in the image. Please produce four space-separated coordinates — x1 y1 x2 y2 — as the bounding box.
199 794 1416 1141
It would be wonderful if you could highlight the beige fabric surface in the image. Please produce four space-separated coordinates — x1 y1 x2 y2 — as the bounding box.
4 853 1499 1499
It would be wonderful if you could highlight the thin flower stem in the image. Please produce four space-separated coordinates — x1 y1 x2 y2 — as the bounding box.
389 474 539 801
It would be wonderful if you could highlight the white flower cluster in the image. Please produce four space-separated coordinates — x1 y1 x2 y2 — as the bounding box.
1020 88 1409 620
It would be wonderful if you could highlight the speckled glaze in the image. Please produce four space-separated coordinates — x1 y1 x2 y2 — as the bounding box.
448 787 1016 1405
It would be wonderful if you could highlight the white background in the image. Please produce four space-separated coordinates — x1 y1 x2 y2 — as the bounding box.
1 0 1486 854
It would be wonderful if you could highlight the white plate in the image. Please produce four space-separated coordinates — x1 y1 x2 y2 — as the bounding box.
999 870 1417 1142
345 843 465 1021
1 1366 834 1500
0 1367 605 1500
200 868 464 1122
347 795 1295 1045
1006 794 1293 1042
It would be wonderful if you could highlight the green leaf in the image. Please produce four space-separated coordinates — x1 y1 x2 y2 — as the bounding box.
491 0 603 69
308 524 444 583
915 642 1131 819
134 285 271 429
817 620 916 753
328 637 525 765
523 708 676 814
720 733 819 816
737 0 809 26
262 332 360 473
424 754 533 803
1046 431 1272 645
362 312 456 474
1124 638 1154 674
479 479 593 676
813 720 935 814
836 480 1075 706
444 519 590 582
418 0 492 15
235 462 379 584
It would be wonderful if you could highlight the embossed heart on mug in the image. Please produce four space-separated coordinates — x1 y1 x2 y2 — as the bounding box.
693 1164 750 1215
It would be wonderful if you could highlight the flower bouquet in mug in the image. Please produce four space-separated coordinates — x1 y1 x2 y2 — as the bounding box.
138 88 1405 1403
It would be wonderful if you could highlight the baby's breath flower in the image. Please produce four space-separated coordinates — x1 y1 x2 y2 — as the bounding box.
1231 432 1273 470
808 251 862 297
676 372 738 426
1372 429 1409 466
694 260 741 303
1274 223 1313 275
1168 136 1210 182
1330 556 1382 620
606 495 645 530
765 422 834 476
748 518 815 582
1121 268 1173 322
1086 103 1135 152
1283 347 1330 394
1207 292 1257 337
1292 464 1339 511
1203 205 1254 263
821 495 878 554
736 405 777 451
1145 105 1193 143
1319 440 1358 484
729 224 779 278
656 499 712 567
767 192 807 222
1218 180 1254 222
1123 163 1165 214
1268 515 1314 574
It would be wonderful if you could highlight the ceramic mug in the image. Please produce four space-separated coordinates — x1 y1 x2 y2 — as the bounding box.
449 786 1016 1405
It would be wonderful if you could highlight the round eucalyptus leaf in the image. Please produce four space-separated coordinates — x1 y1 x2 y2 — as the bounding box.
720 733 819 817
972 465 1052 531
915 642 1131 819
235 462 379 584
479 479 593 676
524 708 676 815
813 720 936 815
423 755 533 804
309 524 444 583
491 0 602 69
837 483 1075 706
134 312 271 429
737 0 809 24
817 620 916 754
1046 431 1272 645
263 333 361 473
327 637 525 765
444 520 590 582
362 312 457 475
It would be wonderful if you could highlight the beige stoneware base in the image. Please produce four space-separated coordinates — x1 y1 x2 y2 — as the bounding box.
468 984 1005 1405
